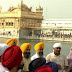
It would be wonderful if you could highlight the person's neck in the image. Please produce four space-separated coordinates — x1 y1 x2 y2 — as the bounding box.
7 67 18 72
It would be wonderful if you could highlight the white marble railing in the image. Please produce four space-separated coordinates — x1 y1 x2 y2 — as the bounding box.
0 35 72 42
0 35 19 38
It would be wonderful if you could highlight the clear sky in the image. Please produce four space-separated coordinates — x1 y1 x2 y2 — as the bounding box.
0 0 72 19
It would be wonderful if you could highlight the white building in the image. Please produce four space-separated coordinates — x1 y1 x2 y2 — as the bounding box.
42 19 72 37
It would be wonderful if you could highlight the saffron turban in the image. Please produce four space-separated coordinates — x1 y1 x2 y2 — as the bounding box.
29 58 46 72
6 38 17 47
34 66 54 72
20 43 31 53
0 43 9 56
34 42 44 51
53 43 62 48
1 46 22 68
44 62 58 72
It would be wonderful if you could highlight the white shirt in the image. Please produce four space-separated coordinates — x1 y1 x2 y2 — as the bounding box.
31 53 45 61
46 52 68 72
18 69 21 72
23 57 31 71
0 62 7 72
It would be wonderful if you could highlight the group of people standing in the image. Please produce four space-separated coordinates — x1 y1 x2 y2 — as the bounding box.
0 38 72 72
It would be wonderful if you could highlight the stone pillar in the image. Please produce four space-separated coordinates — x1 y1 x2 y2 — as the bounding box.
32 29 34 36
60 32 62 38
63 30 65 40
15 19 18 29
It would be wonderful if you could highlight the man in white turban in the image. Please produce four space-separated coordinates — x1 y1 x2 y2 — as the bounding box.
0 43 9 72
46 43 68 72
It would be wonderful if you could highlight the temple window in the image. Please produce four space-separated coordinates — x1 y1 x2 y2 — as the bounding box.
2 23 4 26
6 22 13 26
6 22 8 26
11 22 13 26
9 22 10 26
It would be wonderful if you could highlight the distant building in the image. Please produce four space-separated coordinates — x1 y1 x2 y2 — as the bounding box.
42 19 72 38
0 1 43 38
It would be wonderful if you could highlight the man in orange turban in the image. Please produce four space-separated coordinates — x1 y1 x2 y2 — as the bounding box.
20 43 31 72
6 38 17 47
31 42 45 61
1 46 24 72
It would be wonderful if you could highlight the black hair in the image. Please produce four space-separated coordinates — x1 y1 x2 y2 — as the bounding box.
0 56 1 59
14 42 15 43
0 56 1 61
7 68 12 70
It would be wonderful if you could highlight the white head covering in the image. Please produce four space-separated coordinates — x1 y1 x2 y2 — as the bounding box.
0 43 9 56
53 43 62 48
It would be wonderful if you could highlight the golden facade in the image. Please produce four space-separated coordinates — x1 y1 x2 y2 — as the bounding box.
0 1 43 38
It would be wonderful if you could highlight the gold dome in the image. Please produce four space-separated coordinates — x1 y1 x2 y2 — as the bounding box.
36 5 42 10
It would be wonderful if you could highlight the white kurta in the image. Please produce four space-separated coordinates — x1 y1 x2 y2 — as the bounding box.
46 52 68 72
23 57 31 71
31 53 45 61
0 62 7 72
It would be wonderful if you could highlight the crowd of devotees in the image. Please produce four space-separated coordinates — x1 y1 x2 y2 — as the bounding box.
0 38 72 72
